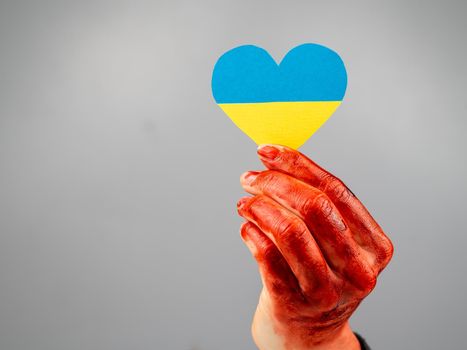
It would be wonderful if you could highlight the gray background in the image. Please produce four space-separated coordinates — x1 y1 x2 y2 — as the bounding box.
0 0 466 349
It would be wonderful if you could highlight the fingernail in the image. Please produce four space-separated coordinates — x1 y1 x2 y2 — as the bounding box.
257 145 279 160
237 197 249 210
240 171 259 186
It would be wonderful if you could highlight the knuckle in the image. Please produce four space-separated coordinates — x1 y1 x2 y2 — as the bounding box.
318 173 334 189
303 193 349 231
377 236 394 268
360 271 378 295
306 193 333 219
274 217 307 242
352 261 378 296
366 227 395 270
319 174 354 203
283 150 301 168
248 194 267 209
258 171 280 189
328 177 353 202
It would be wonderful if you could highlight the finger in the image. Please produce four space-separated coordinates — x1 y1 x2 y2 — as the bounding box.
237 195 341 307
240 222 303 301
256 144 394 272
240 170 377 293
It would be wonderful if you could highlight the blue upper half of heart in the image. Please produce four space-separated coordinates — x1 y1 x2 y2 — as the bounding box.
212 43 347 103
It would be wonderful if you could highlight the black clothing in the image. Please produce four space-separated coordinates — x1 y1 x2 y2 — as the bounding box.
355 333 371 350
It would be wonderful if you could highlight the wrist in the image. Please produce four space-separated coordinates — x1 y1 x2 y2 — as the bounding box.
252 293 360 350
304 322 360 350
254 318 360 350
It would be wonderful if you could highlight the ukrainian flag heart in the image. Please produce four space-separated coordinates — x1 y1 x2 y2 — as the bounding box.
211 43 347 149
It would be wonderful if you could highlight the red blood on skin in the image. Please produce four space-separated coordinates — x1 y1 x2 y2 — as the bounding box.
257 145 393 271
237 145 393 348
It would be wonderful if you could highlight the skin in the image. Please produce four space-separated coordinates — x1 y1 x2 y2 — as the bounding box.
237 144 393 350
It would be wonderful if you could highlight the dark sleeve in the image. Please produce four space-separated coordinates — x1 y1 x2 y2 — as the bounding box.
354 333 371 350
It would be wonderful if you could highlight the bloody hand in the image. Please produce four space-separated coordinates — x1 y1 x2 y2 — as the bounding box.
237 145 393 350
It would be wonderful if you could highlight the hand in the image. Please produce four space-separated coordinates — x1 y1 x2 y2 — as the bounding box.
237 145 393 350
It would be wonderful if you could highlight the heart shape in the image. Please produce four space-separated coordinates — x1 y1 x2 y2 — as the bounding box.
211 43 347 149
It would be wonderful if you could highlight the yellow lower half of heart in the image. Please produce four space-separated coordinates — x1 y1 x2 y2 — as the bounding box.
218 101 341 149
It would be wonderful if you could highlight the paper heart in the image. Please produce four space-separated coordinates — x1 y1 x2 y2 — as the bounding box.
211 43 347 149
